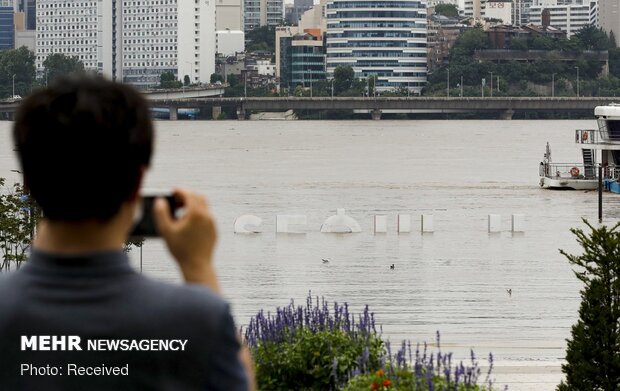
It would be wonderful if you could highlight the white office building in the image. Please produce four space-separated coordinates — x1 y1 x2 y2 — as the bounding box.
36 0 215 88
325 0 427 93
121 0 215 87
529 0 597 37
35 1 115 78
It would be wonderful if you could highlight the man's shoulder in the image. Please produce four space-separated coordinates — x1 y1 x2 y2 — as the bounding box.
133 277 231 327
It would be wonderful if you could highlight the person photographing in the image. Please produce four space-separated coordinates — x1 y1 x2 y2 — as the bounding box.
0 75 254 390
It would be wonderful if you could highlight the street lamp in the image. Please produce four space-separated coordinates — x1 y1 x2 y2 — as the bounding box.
330 78 334 99
489 72 493 98
460 75 463 97
12 74 16 98
447 68 450 97
551 73 555 97
575 66 580 97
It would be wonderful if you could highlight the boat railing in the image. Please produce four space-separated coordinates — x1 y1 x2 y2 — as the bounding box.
575 129 620 145
541 161 620 181
540 162 597 179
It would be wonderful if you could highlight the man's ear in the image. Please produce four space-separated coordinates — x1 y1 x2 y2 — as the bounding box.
128 166 147 202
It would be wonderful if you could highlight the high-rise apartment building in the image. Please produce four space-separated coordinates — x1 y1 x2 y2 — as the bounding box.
464 0 485 18
325 0 427 93
216 0 242 30
0 2 13 51
120 0 215 87
35 1 114 77
243 0 283 32
529 0 597 37
36 0 215 88
599 0 619 46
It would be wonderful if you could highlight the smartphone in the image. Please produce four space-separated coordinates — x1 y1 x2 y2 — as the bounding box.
129 195 178 238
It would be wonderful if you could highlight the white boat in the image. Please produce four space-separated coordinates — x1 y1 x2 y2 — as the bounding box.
540 103 620 191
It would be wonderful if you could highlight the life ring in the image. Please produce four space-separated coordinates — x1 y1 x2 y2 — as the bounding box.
582 131 589 142
570 167 580 177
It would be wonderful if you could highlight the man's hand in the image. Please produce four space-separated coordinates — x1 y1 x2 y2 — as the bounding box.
153 188 220 292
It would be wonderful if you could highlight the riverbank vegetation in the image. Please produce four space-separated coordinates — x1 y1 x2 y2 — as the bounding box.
426 25 620 97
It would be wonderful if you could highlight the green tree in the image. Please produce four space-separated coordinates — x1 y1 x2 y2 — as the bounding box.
0 47 36 98
510 37 529 51
450 27 489 58
0 178 40 272
334 65 355 95
434 3 458 18
210 73 224 83
610 48 620 78
159 71 182 89
557 221 620 391
184 75 190 86
246 26 276 52
573 25 611 51
43 53 84 84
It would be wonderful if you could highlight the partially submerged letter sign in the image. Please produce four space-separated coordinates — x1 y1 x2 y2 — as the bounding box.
320 209 361 233
234 214 262 234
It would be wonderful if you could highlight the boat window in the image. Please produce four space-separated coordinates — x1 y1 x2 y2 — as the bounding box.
606 120 620 140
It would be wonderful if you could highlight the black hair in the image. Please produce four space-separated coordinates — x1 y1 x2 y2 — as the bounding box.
13 74 154 221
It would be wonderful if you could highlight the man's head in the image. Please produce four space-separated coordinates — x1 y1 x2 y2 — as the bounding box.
13 75 153 222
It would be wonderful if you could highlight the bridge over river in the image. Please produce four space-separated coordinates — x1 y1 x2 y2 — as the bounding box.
1 96 617 120
151 96 619 120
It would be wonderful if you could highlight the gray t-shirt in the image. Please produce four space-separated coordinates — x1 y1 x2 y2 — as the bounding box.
0 250 248 390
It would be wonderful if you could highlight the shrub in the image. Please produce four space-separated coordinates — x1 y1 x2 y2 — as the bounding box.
244 294 499 390
244 294 384 390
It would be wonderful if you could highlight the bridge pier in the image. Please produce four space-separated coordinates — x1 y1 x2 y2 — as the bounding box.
236 106 246 120
371 109 382 120
500 109 515 120
169 106 178 121
212 106 222 120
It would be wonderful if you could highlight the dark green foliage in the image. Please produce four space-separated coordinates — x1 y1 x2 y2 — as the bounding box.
573 25 615 51
159 71 182 89
510 37 528 51
610 49 620 78
246 26 276 53
450 27 489 58
557 220 620 391
334 65 355 95
43 53 84 84
0 47 36 99
210 73 223 83
184 75 190 86
428 25 620 97
0 178 40 272
434 3 458 18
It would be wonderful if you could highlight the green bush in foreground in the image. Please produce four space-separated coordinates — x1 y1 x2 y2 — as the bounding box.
244 294 498 390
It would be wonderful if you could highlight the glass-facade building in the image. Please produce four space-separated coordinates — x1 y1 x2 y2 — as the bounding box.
280 33 326 89
0 6 14 51
325 0 427 93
